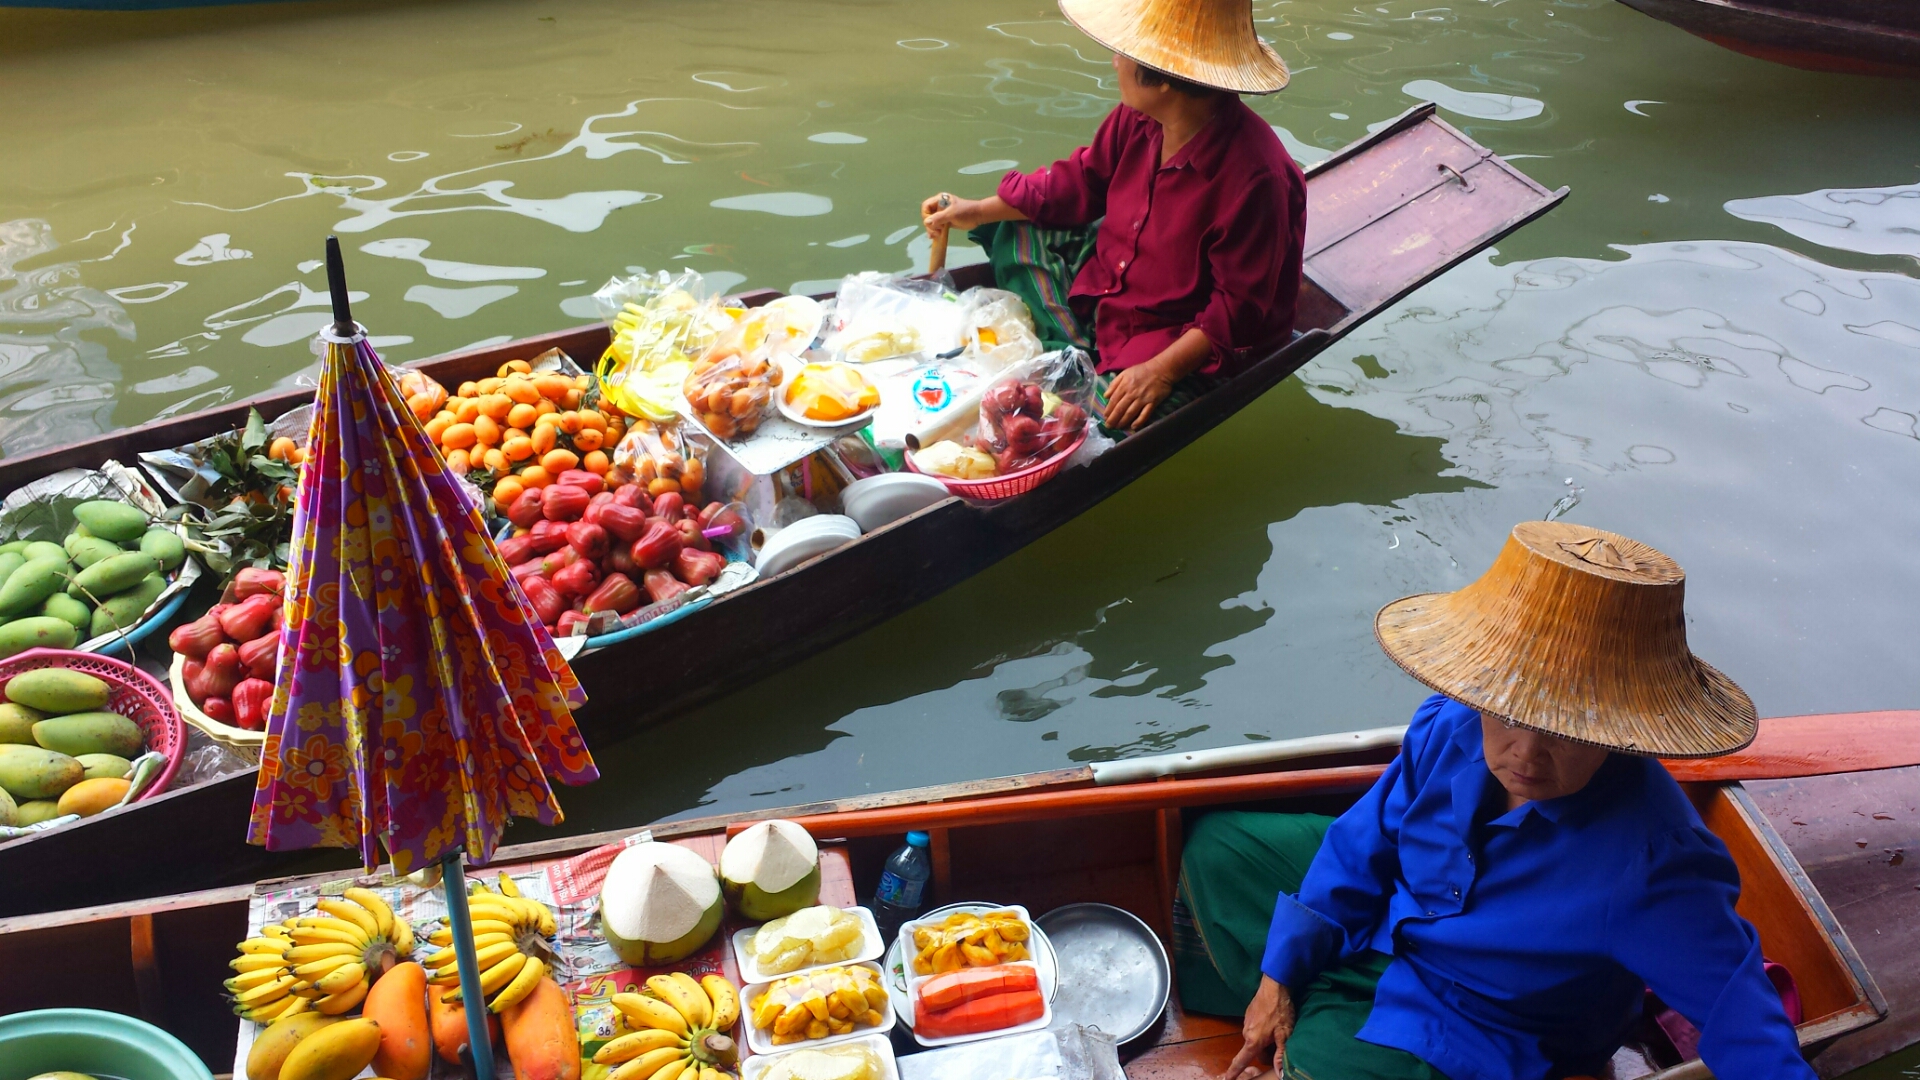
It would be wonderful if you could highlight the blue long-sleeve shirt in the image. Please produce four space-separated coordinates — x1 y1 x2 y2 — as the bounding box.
1263 695 1812 1079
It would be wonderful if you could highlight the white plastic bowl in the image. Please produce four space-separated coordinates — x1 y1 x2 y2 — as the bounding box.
840 473 951 533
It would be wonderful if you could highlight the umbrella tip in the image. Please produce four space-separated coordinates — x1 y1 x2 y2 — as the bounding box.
325 236 355 336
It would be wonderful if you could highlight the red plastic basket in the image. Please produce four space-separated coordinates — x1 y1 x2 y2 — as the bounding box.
906 431 1089 501
0 648 185 802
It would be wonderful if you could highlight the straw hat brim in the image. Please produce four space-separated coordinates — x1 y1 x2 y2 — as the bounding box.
1374 591 1758 759
1059 0 1291 94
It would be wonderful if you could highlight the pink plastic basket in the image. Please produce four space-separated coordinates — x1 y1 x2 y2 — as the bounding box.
906 431 1089 501
0 648 185 802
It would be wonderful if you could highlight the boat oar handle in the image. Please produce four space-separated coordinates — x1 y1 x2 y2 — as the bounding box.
926 194 952 276
324 236 355 337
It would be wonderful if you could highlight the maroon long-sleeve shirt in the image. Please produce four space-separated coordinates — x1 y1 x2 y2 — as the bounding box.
996 99 1306 377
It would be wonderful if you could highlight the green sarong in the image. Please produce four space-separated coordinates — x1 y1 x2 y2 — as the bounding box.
971 219 1218 433
1175 810 1449 1080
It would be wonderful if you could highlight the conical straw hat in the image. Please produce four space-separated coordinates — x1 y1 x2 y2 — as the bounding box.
1059 0 1290 94
1374 521 1756 759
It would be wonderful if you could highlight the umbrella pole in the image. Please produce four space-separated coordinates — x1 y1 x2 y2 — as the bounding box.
441 853 498 1078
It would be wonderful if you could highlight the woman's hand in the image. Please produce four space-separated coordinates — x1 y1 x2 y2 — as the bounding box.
1223 976 1295 1080
921 193 1022 238
1104 328 1213 432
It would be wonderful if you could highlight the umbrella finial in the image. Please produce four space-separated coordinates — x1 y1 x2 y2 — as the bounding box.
325 236 356 337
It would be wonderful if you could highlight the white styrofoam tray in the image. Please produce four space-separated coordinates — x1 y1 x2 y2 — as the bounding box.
741 959 896 1057
741 1032 900 1080
731 904 885 984
894 904 1055 1047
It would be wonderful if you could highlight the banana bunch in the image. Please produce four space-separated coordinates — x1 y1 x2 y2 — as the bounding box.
426 873 556 1014
598 973 741 1080
226 887 411 1023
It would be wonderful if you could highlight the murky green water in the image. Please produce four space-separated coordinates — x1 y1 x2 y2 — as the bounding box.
5 0 1918 1065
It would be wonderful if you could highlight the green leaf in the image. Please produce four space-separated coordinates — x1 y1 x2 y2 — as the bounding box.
242 409 268 452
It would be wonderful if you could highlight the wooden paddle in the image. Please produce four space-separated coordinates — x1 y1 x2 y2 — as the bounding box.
926 193 952 275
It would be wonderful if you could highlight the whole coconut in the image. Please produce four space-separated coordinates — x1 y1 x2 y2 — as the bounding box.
721 819 822 922
600 841 724 966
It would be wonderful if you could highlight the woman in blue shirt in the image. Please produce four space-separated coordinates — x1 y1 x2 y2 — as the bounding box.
1181 521 1812 1080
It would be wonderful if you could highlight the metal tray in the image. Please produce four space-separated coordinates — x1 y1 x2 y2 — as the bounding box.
1035 902 1171 1045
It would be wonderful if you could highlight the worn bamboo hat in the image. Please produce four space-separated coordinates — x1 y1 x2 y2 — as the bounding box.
1058 0 1291 94
1374 521 1756 759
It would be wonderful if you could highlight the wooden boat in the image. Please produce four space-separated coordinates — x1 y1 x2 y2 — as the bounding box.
0 727 1910 1077
1614 0 1920 76
0 103 1567 916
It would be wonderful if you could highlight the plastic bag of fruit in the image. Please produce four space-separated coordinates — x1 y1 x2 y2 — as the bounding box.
681 310 795 441
961 288 1043 371
593 268 737 422
609 419 708 503
822 271 968 363
970 347 1101 474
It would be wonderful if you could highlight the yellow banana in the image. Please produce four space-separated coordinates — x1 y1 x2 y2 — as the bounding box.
237 937 290 956
478 950 528 996
592 1028 685 1064
496 872 522 898
261 923 292 939
649 1060 690 1080
608 1048 684 1080
285 941 361 965
489 955 545 1013
700 974 738 1032
434 940 519 980
699 1069 721 1080
237 992 300 1025
392 918 416 957
314 962 367 995
649 973 710 1029
231 952 291 972
428 928 453 947
317 898 380 939
343 886 395 938
289 924 367 949
292 952 359 980
425 931 518 969
232 974 298 1006
611 993 688 1037
225 966 292 992
314 977 370 1015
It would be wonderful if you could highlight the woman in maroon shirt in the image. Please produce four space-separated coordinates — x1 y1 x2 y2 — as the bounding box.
923 0 1306 431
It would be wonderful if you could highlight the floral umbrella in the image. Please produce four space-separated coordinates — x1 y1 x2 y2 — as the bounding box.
250 238 596 1073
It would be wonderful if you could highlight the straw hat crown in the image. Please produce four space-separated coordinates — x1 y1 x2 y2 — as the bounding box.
1059 0 1290 94
1374 521 1756 758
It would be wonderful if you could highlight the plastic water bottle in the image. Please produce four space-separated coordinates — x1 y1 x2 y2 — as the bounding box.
871 830 932 941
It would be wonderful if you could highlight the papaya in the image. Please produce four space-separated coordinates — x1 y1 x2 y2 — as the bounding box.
56 776 129 817
0 743 83 800
279 1016 382 1080
0 616 79 659
500 977 579 1080
0 559 72 616
38 593 90 632
64 534 124 569
0 552 24 589
246 1012 340 1080
72 501 148 543
66 552 159 602
139 528 187 572
13 799 62 825
76 752 133 781
365 961 431 1080
91 574 166 638
429 983 500 1066
5 668 109 713
0 784 14 826
0 703 41 745
33 712 143 758
21 541 69 567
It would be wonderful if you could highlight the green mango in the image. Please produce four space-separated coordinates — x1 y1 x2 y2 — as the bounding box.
64 533 125 570
21 541 69 567
5 668 109 713
0 783 14 826
0 541 28 556
0 552 25 588
33 712 143 758
76 753 134 781
0 703 41 745
0 616 78 659
0 558 69 616
72 501 148 543
91 574 166 639
139 528 187 572
38 593 90 633
0 743 83 800
13 799 63 826
66 551 158 602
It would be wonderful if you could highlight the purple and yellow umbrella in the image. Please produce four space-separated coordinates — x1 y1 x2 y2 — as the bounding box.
250 237 596 1074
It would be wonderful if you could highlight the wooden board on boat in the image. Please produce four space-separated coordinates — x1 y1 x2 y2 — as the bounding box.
0 104 1567 917
1613 0 1920 76
0 746 1895 1077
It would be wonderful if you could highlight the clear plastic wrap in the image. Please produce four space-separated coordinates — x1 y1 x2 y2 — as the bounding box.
970 347 1100 475
609 419 708 503
962 287 1043 370
593 269 736 421
682 300 823 442
783 362 880 423
822 272 967 362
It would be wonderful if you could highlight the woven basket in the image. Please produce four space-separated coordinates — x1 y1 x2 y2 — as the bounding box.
0 648 185 801
169 651 265 755
906 432 1088 501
